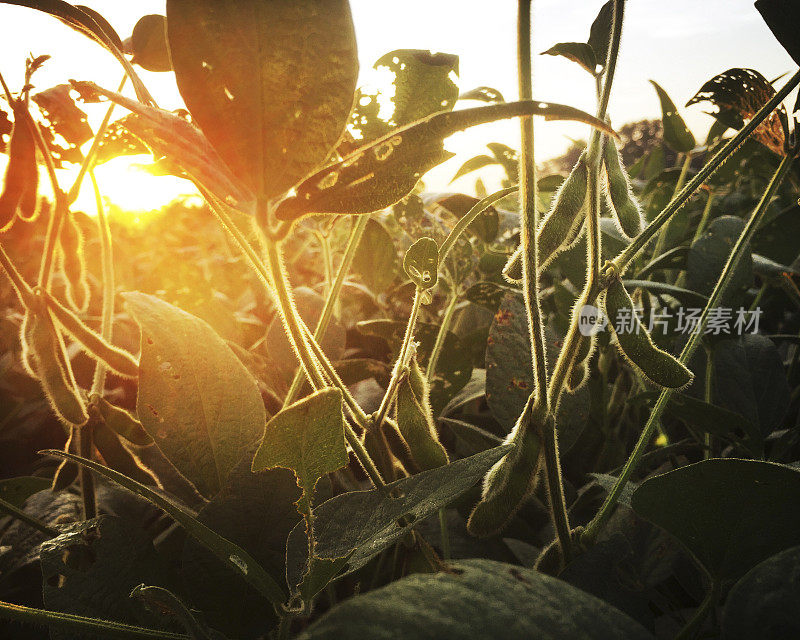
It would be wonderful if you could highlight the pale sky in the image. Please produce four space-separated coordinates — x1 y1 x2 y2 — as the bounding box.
0 0 794 213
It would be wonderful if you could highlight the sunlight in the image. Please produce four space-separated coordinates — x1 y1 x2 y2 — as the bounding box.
70 155 196 220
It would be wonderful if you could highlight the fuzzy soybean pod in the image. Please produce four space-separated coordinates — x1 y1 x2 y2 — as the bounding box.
566 333 596 392
394 358 449 472
502 156 588 283
467 396 542 537
21 304 89 426
44 292 139 378
0 102 37 232
603 138 643 239
58 207 90 312
603 277 693 389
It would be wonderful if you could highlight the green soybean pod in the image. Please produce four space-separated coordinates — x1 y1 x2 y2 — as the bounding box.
501 157 588 283
603 138 643 239
603 277 693 389
467 396 542 538
538 155 588 270
566 333 596 392
395 358 449 472
45 292 139 378
24 306 89 426
58 207 90 312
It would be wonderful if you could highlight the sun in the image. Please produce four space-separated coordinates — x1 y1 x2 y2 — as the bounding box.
68 155 198 222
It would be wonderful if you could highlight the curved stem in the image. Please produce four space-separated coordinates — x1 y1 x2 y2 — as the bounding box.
284 215 369 406
0 600 188 640
0 242 35 305
0 496 59 537
374 289 422 429
583 152 795 545
89 172 115 397
650 152 693 267
613 69 800 274
675 580 719 640
425 290 459 380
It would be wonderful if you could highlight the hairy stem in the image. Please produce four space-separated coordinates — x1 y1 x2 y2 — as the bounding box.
0 496 59 537
583 152 795 544
284 215 369 406
426 290 459 379
89 172 115 397
0 600 188 640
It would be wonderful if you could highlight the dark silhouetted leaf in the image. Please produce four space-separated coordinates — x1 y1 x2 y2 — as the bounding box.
40 516 173 639
722 545 800 640
542 42 596 74
0 476 51 508
687 215 753 299
351 217 397 293
295 559 653 640
755 0 800 65
686 68 785 155
124 292 265 498
128 14 171 72
403 237 439 289
588 1 614 70
166 0 358 200
275 101 617 221
631 458 800 582
285 446 513 597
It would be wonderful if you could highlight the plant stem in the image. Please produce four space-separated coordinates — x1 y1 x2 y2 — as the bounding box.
0 600 188 640
674 580 719 640
613 69 800 275
89 172 115 397
313 229 334 298
703 344 713 459
583 152 795 545
0 496 59 537
0 242 35 305
284 215 369 406
438 508 451 561
691 189 716 244
77 418 96 520
426 290 459 379
67 75 127 205
374 288 423 429
650 152 693 266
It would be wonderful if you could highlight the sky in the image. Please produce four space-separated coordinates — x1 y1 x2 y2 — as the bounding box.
0 0 794 213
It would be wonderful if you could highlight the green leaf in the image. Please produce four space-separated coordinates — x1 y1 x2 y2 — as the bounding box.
451 154 497 183
40 516 173 639
423 192 500 242
465 281 518 312
649 80 695 153
252 388 348 517
752 252 799 282
286 446 512 596
130 584 226 640
43 449 286 605
182 456 301 638
664 392 760 448
128 14 171 72
712 335 790 438
166 0 359 200
687 215 753 299
541 42 596 74
621 279 709 308
458 86 505 103
374 50 459 128
275 101 617 221
403 237 439 289
440 418 502 457
722 545 800 640
0 476 50 508
295 559 653 640
124 292 265 498
587 1 614 70
631 458 800 583
351 218 398 294
95 397 152 446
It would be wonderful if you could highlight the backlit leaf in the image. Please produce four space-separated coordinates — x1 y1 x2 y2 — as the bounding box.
650 80 695 153
124 292 265 498
166 0 359 200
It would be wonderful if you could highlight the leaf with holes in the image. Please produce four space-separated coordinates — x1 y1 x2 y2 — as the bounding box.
124 292 265 498
403 237 439 289
252 388 348 517
166 0 358 200
687 68 786 155
285 446 512 599
275 101 617 221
